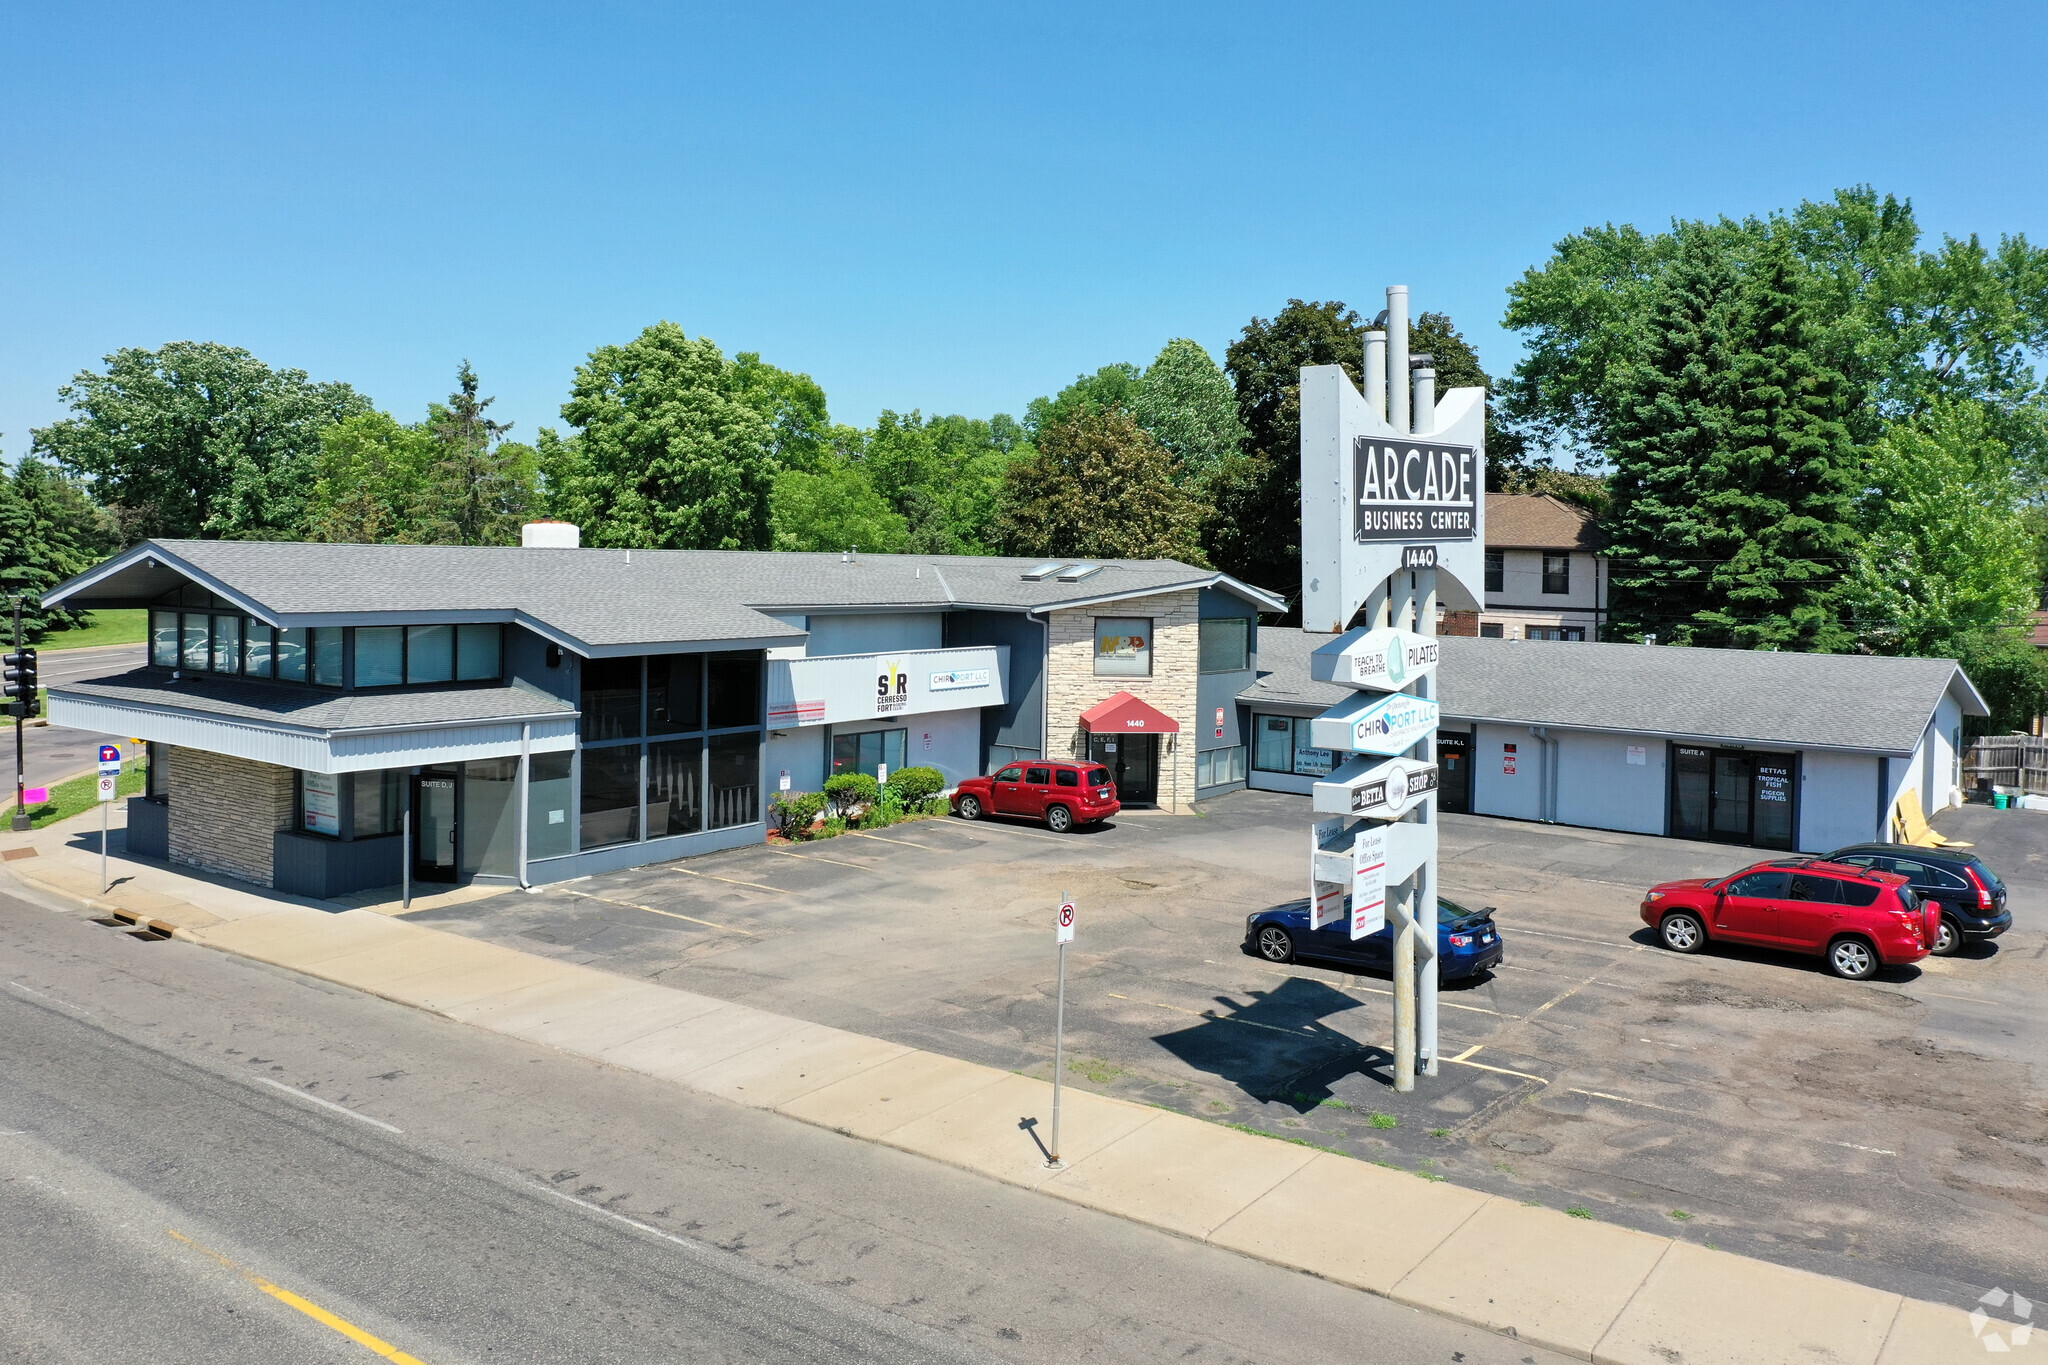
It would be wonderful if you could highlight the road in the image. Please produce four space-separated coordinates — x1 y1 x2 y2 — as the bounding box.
15 643 145 792
0 889 1562 1365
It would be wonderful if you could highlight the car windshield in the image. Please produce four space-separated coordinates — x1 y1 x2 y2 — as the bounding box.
1436 897 1480 925
1087 768 1112 786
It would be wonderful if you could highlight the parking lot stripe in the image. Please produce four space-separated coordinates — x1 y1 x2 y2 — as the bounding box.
1500 926 1630 950
1445 1055 1549 1084
843 831 948 851
562 889 752 935
1831 1141 1896 1156
1234 963 1508 1016
1565 1087 1684 1114
1107 993 1331 1039
766 848 879 873
664 867 786 894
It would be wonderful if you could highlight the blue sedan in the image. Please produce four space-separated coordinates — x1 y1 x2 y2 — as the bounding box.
1243 896 1504 982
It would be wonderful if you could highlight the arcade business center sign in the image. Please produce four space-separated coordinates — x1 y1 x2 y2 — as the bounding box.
1352 438 1479 542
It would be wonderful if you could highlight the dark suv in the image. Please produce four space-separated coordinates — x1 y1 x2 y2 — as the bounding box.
1821 845 2011 956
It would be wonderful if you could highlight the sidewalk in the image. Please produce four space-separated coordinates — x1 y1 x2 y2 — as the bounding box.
0 806 1995 1364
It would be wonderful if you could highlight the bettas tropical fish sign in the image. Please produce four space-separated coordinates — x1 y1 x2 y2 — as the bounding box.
1312 754 1440 819
1308 689 1441 757
1308 625 1440 692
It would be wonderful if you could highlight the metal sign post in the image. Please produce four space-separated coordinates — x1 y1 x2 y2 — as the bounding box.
9 600 25 833
1049 894 1075 1167
96 745 122 894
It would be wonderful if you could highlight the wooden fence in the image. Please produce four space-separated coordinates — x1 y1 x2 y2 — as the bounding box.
1964 736 2048 796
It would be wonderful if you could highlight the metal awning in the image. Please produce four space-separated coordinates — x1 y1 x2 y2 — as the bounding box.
1079 691 1180 733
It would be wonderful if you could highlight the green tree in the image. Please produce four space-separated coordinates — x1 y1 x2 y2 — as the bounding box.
305 411 439 543
1852 399 2040 656
1407 312 1532 490
1211 300 1365 611
554 322 777 550
0 453 119 637
992 408 1207 562
1024 363 1142 438
1600 231 1745 642
1128 338 1246 481
33 341 372 541
731 352 834 472
1691 240 1863 651
771 456 910 552
859 410 1020 553
422 362 536 545
1954 631 2048 736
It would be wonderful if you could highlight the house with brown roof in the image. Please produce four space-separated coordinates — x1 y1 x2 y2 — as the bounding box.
1439 493 1608 641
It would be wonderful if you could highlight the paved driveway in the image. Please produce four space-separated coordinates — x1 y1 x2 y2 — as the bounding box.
417 791 2048 1306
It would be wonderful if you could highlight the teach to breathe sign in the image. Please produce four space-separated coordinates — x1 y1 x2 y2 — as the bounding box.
1352 437 1479 543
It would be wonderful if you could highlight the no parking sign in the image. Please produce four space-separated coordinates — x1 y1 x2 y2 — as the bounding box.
1056 899 1075 944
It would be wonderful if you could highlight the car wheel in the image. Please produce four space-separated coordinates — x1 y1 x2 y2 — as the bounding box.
1828 936 1879 980
1931 915 1962 957
1658 911 1707 954
956 795 982 821
1045 804 1073 833
1256 925 1294 963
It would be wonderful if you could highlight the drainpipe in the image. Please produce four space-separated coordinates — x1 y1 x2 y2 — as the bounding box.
1531 726 1559 822
516 722 531 889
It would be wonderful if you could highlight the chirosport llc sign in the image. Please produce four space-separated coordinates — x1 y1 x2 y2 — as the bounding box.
1352 438 1479 542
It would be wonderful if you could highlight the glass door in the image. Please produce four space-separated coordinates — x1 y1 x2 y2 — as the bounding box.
1436 731 1471 814
414 771 459 883
1088 733 1157 805
1710 755 1753 841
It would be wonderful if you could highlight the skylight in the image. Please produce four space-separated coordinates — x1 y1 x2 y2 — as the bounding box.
1020 562 1063 581
1057 563 1102 582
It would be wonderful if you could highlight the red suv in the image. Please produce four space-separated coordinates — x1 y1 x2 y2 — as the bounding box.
952 761 1120 833
1641 858 1936 980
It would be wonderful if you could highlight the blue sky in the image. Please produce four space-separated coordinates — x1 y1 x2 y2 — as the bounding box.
3 1 2043 456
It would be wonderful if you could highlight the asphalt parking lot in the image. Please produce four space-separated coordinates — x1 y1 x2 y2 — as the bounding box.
416 791 2048 1306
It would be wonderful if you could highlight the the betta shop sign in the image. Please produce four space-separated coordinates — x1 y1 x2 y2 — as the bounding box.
1353 438 1479 542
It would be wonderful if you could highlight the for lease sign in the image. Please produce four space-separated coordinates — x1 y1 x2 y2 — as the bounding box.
1353 437 1478 543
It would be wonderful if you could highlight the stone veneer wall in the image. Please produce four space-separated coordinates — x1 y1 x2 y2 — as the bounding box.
1044 589 1200 811
165 746 296 887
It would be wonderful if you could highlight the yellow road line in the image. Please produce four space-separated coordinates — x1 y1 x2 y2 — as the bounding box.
561 889 751 935
766 848 878 872
167 1230 431 1363
1446 1056 1550 1084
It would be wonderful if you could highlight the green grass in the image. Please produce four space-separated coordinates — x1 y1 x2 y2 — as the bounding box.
42 610 148 651
1668 1209 1694 1222
1566 1205 1595 1220
1221 1122 1345 1156
1067 1057 1128 1085
1368 1113 1399 1130
1415 1171 1447 1182
2 761 146 828
1428 1127 1452 1138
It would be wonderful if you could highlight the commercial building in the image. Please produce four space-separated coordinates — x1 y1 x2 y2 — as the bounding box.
1244 629 1984 852
43 532 1281 896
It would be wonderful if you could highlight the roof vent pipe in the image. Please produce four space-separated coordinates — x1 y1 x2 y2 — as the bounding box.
1386 285 1411 434
1363 329 1387 423
1410 355 1436 437
521 521 580 549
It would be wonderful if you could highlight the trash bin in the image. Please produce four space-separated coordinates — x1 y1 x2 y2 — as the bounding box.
1994 792 2011 809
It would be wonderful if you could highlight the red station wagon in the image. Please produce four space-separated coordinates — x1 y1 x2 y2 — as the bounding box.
951 761 1120 833
1641 858 1937 980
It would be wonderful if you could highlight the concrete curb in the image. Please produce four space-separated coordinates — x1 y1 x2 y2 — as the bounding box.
0 859 1994 1363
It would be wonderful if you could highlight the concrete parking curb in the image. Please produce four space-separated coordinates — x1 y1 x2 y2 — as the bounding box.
0 845 1993 1363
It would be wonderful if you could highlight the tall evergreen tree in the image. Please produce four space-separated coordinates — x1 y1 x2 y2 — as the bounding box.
423 362 536 545
1602 231 1746 642
1128 338 1246 482
0 452 118 637
1694 241 1863 650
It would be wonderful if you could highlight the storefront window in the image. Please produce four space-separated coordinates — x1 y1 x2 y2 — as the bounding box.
351 770 403 837
356 627 405 687
244 623 276 677
180 614 210 670
707 654 760 729
150 611 178 667
311 628 344 687
582 657 642 741
1199 619 1249 674
527 752 573 860
301 771 342 836
209 615 239 673
580 745 641 848
647 738 703 837
1094 618 1152 677
1196 746 1247 788
708 732 759 829
463 757 519 876
407 625 454 683
649 655 703 735
455 624 501 681
833 728 906 781
277 628 309 681
1251 715 1331 777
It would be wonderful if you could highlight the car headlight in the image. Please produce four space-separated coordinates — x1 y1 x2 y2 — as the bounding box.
1247 913 1259 927
1645 891 1665 902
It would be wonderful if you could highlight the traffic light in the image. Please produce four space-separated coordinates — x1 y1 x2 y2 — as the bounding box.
4 648 37 717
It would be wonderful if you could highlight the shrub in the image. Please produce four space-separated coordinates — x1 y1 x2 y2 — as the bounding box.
771 790 826 839
884 765 946 805
823 772 879 817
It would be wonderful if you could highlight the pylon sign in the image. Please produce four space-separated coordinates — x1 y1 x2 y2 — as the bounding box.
1309 625 1440 692
1313 753 1439 819
1308 689 1439 757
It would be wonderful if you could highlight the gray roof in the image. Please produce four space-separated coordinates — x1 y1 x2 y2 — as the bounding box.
45 541 1285 654
1244 629 1986 756
54 669 575 735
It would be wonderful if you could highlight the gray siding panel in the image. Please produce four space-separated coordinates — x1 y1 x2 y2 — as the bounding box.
943 609 1045 760
273 831 404 899
125 797 168 860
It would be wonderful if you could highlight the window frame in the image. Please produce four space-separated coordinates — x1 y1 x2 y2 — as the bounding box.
1484 551 1504 594
1197 618 1250 674
1093 616 1154 678
1541 553 1571 595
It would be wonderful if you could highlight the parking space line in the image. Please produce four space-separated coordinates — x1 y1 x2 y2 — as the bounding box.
1501 926 1632 950
940 821 1075 846
562 889 752 935
766 848 880 873
1233 963 1509 1016
1831 1141 1896 1156
1565 1087 1685 1114
663 867 786 895
843 831 948 851
1445 1054 1549 1084
253 1077 404 1133
1106 993 1335 1039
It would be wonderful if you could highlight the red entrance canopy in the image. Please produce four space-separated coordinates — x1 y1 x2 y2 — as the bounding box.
1079 691 1181 733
